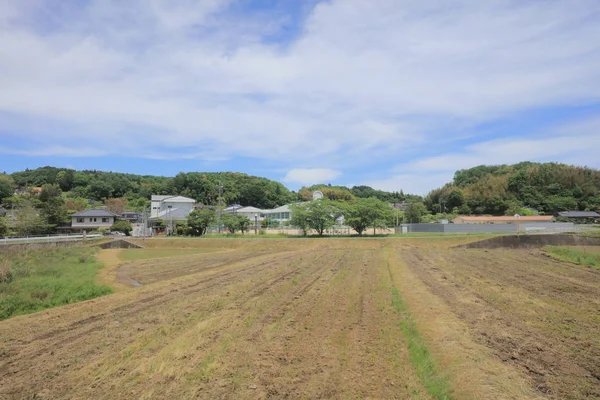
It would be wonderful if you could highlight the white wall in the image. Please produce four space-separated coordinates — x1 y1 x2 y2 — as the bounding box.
71 216 115 228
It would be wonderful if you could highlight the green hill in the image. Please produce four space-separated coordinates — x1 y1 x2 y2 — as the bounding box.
425 162 600 215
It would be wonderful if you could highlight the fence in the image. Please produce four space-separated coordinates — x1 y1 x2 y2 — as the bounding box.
0 233 103 246
400 222 575 234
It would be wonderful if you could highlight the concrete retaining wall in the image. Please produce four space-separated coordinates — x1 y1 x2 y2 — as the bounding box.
458 234 600 249
96 239 143 249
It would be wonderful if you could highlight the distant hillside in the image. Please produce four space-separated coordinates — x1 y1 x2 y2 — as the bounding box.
425 162 600 215
1 166 415 210
5 167 296 209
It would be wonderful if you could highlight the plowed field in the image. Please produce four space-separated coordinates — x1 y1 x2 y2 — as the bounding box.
0 238 598 399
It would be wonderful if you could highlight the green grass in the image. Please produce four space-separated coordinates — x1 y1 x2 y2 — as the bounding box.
544 246 600 268
0 245 113 320
390 287 452 400
118 248 218 262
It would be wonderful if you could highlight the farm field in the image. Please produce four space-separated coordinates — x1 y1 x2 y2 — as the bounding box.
0 238 599 399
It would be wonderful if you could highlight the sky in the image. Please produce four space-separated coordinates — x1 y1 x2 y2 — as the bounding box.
1 0 599 195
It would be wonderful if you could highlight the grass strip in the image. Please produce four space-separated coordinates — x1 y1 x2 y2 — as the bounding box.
391 287 452 400
544 246 600 268
0 245 113 320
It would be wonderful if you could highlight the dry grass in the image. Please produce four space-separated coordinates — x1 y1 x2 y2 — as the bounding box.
1 237 596 399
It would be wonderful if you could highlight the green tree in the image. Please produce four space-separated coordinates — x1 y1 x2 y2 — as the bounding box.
39 184 62 202
14 201 50 236
42 198 69 228
187 209 216 236
0 216 9 237
291 200 341 236
290 204 311 235
342 197 389 235
222 214 251 234
110 220 133 236
0 180 13 201
405 202 428 223
56 170 74 191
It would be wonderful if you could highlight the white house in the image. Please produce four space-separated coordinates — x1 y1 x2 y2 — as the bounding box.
70 209 119 232
224 206 264 222
150 195 195 221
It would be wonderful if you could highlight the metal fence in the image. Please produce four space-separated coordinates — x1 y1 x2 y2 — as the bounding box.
0 233 103 246
400 222 575 234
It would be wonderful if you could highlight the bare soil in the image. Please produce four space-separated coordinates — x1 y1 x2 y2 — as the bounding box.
0 238 598 399
401 247 600 399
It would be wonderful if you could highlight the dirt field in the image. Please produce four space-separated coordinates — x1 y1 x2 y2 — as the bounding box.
0 238 598 399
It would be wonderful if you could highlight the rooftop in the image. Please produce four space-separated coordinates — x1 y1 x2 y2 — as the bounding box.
71 209 120 217
151 195 195 203
558 211 600 218
455 215 554 222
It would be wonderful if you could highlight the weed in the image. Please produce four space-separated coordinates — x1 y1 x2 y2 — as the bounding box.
0 245 112 320
544 246 600 268
391 288 452 400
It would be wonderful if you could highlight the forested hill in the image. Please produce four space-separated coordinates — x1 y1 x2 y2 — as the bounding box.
4 167 296 209
1 166 415 210
425 162 600 215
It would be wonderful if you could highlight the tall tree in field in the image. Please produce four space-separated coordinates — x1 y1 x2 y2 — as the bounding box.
186 209 216 236
342 197 389 235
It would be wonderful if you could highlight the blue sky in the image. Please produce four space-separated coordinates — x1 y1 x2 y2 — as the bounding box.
1 0 600 194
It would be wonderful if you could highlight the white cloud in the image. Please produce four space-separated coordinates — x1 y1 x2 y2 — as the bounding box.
283 168 341 186
368 116 600 195
0 0 599 179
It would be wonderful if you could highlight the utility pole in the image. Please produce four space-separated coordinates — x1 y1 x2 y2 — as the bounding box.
254 215 258 235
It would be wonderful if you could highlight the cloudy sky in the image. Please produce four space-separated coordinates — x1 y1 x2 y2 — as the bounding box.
1 0 599 194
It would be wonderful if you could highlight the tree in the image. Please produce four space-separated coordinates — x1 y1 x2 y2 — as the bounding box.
87 180 112 200
56 170 74 191
291 200 341 236
39 184 62 202
42 197 69 228
404 202 428 223
110 220 132 236
222 214 251 234
186 209 216 236
0 180 12 201
290 204 311 235
0 216 9 237
13 201 50 236
342 197 389 235
105 198 127 214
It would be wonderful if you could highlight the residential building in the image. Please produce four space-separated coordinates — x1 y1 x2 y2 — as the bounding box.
69 209 120 232
150 195 195 221
223 205 264 222
452 215 555 224
120 211 143 223
557 211 600 223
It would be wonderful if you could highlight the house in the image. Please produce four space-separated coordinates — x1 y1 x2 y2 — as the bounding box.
452 215 555 224
69 209 120 232
120 211 143 223
150 195 195 221
557 211 600 223
223 205 264 222
392 202 409 211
